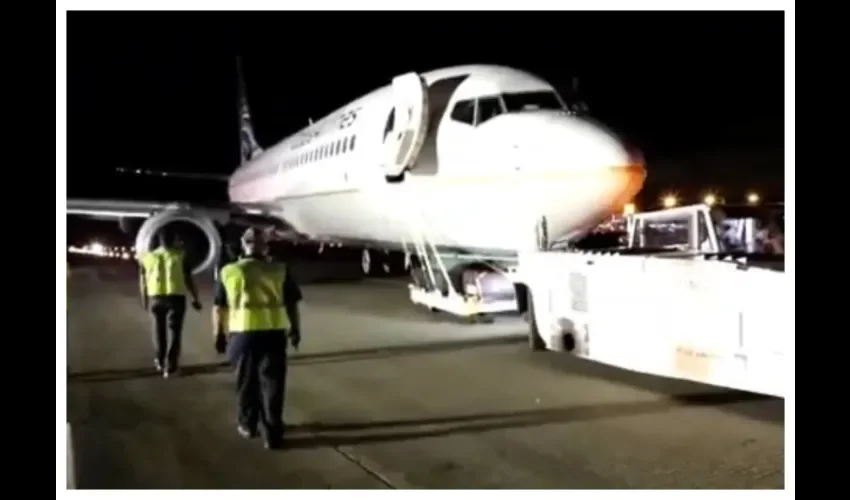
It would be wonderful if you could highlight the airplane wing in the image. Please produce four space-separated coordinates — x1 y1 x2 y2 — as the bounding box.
66 198 281 222
114 167 231 182
66 197 306 274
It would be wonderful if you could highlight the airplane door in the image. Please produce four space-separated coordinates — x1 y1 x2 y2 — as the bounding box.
384 72 430 181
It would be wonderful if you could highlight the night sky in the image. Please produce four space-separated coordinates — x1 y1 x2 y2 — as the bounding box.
66 11 785 208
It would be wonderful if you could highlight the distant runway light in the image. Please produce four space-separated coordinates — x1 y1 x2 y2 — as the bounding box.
746 192 760 205
661 194 678 209
703 193 717 206
89 242 106 256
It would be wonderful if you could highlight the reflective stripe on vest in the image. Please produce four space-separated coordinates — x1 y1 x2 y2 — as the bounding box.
220 258 290 333
141 247 187 297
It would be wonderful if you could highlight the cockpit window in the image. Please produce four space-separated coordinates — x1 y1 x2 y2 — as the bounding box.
476 96 504 125
450 99 476 125
502 91 565 113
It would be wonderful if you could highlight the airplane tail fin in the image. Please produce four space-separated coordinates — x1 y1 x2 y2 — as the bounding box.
237 57 263 164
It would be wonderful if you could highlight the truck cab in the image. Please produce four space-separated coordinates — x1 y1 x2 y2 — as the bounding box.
625 203 785 260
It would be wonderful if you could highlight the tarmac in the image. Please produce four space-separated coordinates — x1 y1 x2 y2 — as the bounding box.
65 260 785 489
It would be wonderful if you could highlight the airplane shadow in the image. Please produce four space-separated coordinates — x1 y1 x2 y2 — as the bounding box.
279 390 771 449
527 351 785 425
66 361 232 384
66 336 526 384
66 334 781 426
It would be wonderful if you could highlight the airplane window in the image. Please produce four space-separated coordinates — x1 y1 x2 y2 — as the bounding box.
341 137 348 153
501 91 565 113
335 140 342 155
349 135 356 151
450 99 475 125
476 96 504 125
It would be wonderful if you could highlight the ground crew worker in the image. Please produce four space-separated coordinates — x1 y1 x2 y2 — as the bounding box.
213 227 302 450
214 241 240 281
139 229 202 378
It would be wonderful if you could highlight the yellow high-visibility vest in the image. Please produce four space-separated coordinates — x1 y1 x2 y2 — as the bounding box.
140 247 187 297
220 258 290 333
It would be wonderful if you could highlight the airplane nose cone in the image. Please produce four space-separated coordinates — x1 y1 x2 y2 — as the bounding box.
521 113 632 168
488 111 647 238
501 112 646 192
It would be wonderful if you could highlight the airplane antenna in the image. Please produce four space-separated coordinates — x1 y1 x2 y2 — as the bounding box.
569 77 588 115
308 118 314 125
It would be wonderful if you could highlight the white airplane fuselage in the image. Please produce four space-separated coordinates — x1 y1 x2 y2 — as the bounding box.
227 65 646 258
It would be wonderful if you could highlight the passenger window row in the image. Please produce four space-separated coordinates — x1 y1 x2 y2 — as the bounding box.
235 134 358 185
283 134 357 169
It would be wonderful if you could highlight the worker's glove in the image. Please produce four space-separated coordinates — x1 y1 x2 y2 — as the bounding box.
214 332 227 355
289 330 301 350
191 300 202 311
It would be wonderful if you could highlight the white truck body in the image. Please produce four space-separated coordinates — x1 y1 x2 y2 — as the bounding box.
514 204 787 397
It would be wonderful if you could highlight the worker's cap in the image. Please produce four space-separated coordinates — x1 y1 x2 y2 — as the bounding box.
240 227 268 245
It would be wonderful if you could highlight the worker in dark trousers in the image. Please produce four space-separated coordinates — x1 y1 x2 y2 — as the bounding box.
213 227 302 450
139 229 202 378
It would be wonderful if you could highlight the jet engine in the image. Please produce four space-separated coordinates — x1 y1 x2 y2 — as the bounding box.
134 208 222 275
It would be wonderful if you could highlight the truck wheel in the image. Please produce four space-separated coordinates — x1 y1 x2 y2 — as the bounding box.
527 292 546 351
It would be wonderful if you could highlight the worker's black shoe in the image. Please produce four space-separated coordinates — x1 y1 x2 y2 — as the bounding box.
163 367 179 379
264 436 284 450
153 359 163 372
237 425 258 439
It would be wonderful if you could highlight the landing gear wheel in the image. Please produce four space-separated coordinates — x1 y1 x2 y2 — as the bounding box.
462 313 494 324
475 313 495 324
527 292 546 351
361 249 371 275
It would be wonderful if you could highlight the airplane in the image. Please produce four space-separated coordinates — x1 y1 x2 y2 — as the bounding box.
67 63 647 319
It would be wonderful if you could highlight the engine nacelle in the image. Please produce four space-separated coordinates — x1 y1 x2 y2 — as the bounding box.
135 209 222 275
